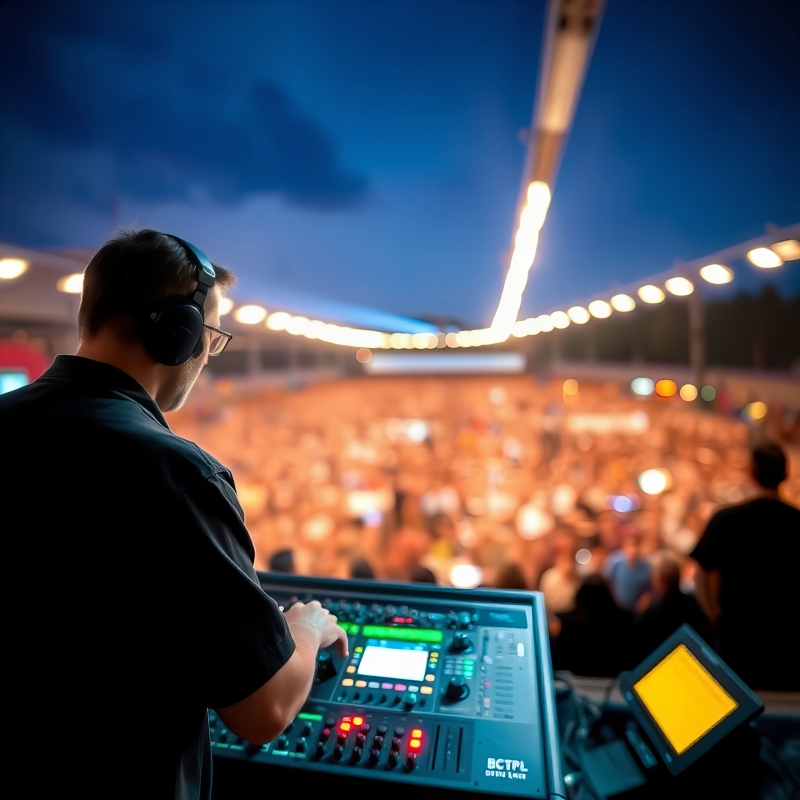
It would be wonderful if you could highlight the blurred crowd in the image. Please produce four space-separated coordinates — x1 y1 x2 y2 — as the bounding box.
170 374 799 682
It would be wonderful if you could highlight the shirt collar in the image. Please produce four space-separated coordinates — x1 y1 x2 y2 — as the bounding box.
43 355 170 429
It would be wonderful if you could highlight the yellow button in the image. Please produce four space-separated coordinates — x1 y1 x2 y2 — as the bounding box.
355 647 363 653
420 686 433 695
425 674 435 682
346 666 356 674
342 679 354 687
355 680 367 688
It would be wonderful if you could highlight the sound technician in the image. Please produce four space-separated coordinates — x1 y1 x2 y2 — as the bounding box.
0 230 347 799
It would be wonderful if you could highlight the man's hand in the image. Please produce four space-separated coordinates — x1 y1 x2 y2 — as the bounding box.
215 600 348 745
284 601 349 657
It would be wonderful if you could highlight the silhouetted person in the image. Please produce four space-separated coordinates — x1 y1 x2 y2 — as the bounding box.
494 563 529 591
554 574 633 676
350 558 375 580
693 442 800 690
410 565 437 584
268 549 295 574
633 551 711 663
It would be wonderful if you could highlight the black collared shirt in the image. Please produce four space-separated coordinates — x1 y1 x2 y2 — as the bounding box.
1 356 295 799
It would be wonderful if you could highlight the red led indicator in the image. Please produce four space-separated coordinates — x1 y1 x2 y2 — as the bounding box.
352 716 364 726
411 729 423 738
391 616 414 624
339 722 351 732
410 739 422 750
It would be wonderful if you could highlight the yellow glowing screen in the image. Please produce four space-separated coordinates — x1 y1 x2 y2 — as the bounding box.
633 644 738 755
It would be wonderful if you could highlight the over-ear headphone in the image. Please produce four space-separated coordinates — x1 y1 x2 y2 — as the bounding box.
139 235 216 366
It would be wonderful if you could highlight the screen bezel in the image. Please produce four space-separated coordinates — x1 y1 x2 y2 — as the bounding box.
619 625 763 776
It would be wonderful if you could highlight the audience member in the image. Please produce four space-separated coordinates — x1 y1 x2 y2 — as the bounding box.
602 532 652 612
692 442 800 690
554 575 633 677
539 527 581 614
494 563 529 591
633 550 711 663
268 549 295 574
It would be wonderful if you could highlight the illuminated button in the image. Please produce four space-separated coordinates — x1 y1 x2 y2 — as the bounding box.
356 680 367 688
368 681 380 688
411 729 423 738
339 722 351 732
409 738 421 749
342 679 354 687
408 685 420 692
425 674 435 682
346 666 356 674
394 684 406 691
353 716 364 726
517 643 525 657
420 687 433 695
355 646 363 653
381 683 393 690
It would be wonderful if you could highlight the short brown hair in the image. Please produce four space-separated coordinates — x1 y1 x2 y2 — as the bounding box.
78 228 235 343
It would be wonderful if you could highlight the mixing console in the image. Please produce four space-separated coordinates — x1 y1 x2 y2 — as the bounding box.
210 574 563 799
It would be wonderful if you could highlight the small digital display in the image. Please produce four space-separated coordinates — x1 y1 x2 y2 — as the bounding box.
633 644 738 755
357 641 429 682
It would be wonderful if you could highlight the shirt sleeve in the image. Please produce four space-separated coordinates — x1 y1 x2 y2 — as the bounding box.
177 471 296 710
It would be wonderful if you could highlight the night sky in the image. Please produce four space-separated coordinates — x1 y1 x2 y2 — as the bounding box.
1 0 798 327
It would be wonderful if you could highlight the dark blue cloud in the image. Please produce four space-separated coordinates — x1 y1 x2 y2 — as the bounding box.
0 1 366 216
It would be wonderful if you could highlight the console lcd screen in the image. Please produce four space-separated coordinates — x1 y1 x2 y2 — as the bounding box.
357 641 429 682
633 644 738 754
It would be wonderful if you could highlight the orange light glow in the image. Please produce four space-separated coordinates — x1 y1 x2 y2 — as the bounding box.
411 729 423 738
563 379 579 396
410 738 422 749
655 379 677 398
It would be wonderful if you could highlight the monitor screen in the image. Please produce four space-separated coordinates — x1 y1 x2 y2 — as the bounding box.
620 625 764 775
357 641 429 682
633 644 738 755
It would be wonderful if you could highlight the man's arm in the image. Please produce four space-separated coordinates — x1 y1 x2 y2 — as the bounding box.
693 565 721 628
215 601 348 745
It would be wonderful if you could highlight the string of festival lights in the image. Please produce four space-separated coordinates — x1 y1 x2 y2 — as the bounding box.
0 211 797 352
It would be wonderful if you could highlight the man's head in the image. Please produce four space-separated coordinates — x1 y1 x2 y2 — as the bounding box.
650 550 681 599
78 229 235 411
750 442 787 490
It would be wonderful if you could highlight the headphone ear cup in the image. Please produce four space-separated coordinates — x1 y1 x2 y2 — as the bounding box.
141 298 205 366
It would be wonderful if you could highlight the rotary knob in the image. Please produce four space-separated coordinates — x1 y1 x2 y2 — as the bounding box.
445 676 470 702
403 691 418 710
450 632 473 653
315 650 338 683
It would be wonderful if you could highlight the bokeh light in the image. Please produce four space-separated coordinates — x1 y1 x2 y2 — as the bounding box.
550 311 570 329
665 277 694 296
770 239 800 260
588 300 612 318
575 549 591 566
56 273 84 293
747 247 783 268
234 304 267 324
0 258 29 279
745 401 767 421
450 563 483 589
217 297 234 315
655 379 677 398
699 264 733 284
638 285 665 304
356 348 372 364
563 378 579 396
610 294 636 312
638 468 672 495
631 377 655 396
679 384 698 401
701 385 716 402
567 306 590 324
536 314 555 332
